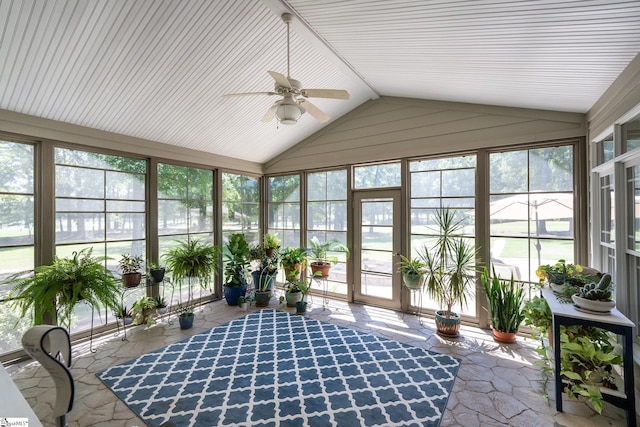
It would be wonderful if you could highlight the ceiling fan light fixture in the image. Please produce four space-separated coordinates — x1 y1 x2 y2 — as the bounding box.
276 98 303 125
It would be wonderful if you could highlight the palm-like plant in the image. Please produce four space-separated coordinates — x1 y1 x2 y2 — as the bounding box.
420 208 478 336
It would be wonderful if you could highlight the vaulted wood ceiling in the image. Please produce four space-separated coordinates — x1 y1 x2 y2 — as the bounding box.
1 0 639 163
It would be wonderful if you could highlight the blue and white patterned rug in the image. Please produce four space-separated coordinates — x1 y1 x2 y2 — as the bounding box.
97 309 460 426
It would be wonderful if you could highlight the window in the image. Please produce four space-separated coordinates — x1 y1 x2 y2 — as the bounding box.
354 162 401 188
307 170 348 294
623 115 640 153
55 148 146 332
158 164 215 302
489 146 574 283
596 133 614 165
268 174 300 248
221 173 260 244
0 141 34 354
409 156 476 316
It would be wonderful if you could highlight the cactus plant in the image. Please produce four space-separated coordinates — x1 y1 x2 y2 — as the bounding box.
579 274 614 301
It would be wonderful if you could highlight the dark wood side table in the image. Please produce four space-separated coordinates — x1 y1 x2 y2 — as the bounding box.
542 288 636 427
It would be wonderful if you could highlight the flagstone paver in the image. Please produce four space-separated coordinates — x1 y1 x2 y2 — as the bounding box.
7 298 634 427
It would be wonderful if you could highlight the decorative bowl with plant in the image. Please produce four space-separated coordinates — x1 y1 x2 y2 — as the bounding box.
571 273 616 313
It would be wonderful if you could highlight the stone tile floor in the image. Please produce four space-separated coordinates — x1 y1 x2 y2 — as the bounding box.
7 297 634 426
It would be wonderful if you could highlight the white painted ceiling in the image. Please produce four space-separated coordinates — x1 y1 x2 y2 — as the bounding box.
1 0 639 164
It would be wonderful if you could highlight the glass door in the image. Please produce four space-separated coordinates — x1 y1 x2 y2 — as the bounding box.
353 190 401 309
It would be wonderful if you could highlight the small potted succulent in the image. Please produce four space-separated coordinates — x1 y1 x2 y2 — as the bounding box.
119 254 144 288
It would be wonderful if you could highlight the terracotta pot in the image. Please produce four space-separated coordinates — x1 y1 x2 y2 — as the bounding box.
434 310 461 338
492 328 517 344
310 262 331 278
284 263 303 281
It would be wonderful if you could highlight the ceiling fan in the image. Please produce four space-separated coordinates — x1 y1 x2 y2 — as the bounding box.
223 13 350 125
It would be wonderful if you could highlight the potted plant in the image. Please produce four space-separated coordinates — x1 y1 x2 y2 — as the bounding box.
163 239 220 329
280 246 309 280
308 237 350 278
536 259 600 299
481 266 525 344
223 233 251 306
283 279 304 307
131 296 157 328
251 237 280 306
5 248 121 328
571 273 615 313
147 262 166 283
119 254 144 288
397 255 426 290
560 325 622 414
153 296 168 314
420 208 478 338
522 295 553 346
237 295 249 311
293 277 313 314
114 304 133 326
263 232 280 257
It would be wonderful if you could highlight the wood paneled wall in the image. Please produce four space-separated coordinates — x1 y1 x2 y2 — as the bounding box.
265 96 586 174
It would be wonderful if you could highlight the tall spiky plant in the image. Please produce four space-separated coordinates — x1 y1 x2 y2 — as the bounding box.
481 266 525 333
420 208 478 318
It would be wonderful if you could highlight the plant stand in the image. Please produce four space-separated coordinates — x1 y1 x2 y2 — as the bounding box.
400 284 424 324
313 276 331 311
542 288 636 427
117 276 175 341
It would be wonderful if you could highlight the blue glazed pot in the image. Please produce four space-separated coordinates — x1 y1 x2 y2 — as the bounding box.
179 313 194 330
224 283 247 306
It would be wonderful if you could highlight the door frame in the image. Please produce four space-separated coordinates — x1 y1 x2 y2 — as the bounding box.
352 189 402 310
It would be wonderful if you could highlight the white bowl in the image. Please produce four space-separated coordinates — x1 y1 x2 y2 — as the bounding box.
571 294 615 313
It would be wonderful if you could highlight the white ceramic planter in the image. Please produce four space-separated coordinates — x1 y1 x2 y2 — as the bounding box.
571 294 615 313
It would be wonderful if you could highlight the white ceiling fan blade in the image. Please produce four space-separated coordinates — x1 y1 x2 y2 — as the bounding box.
223 91 277 98
261 103 280 123
268 71 292 89
301 89 350 100
299 99 329 123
